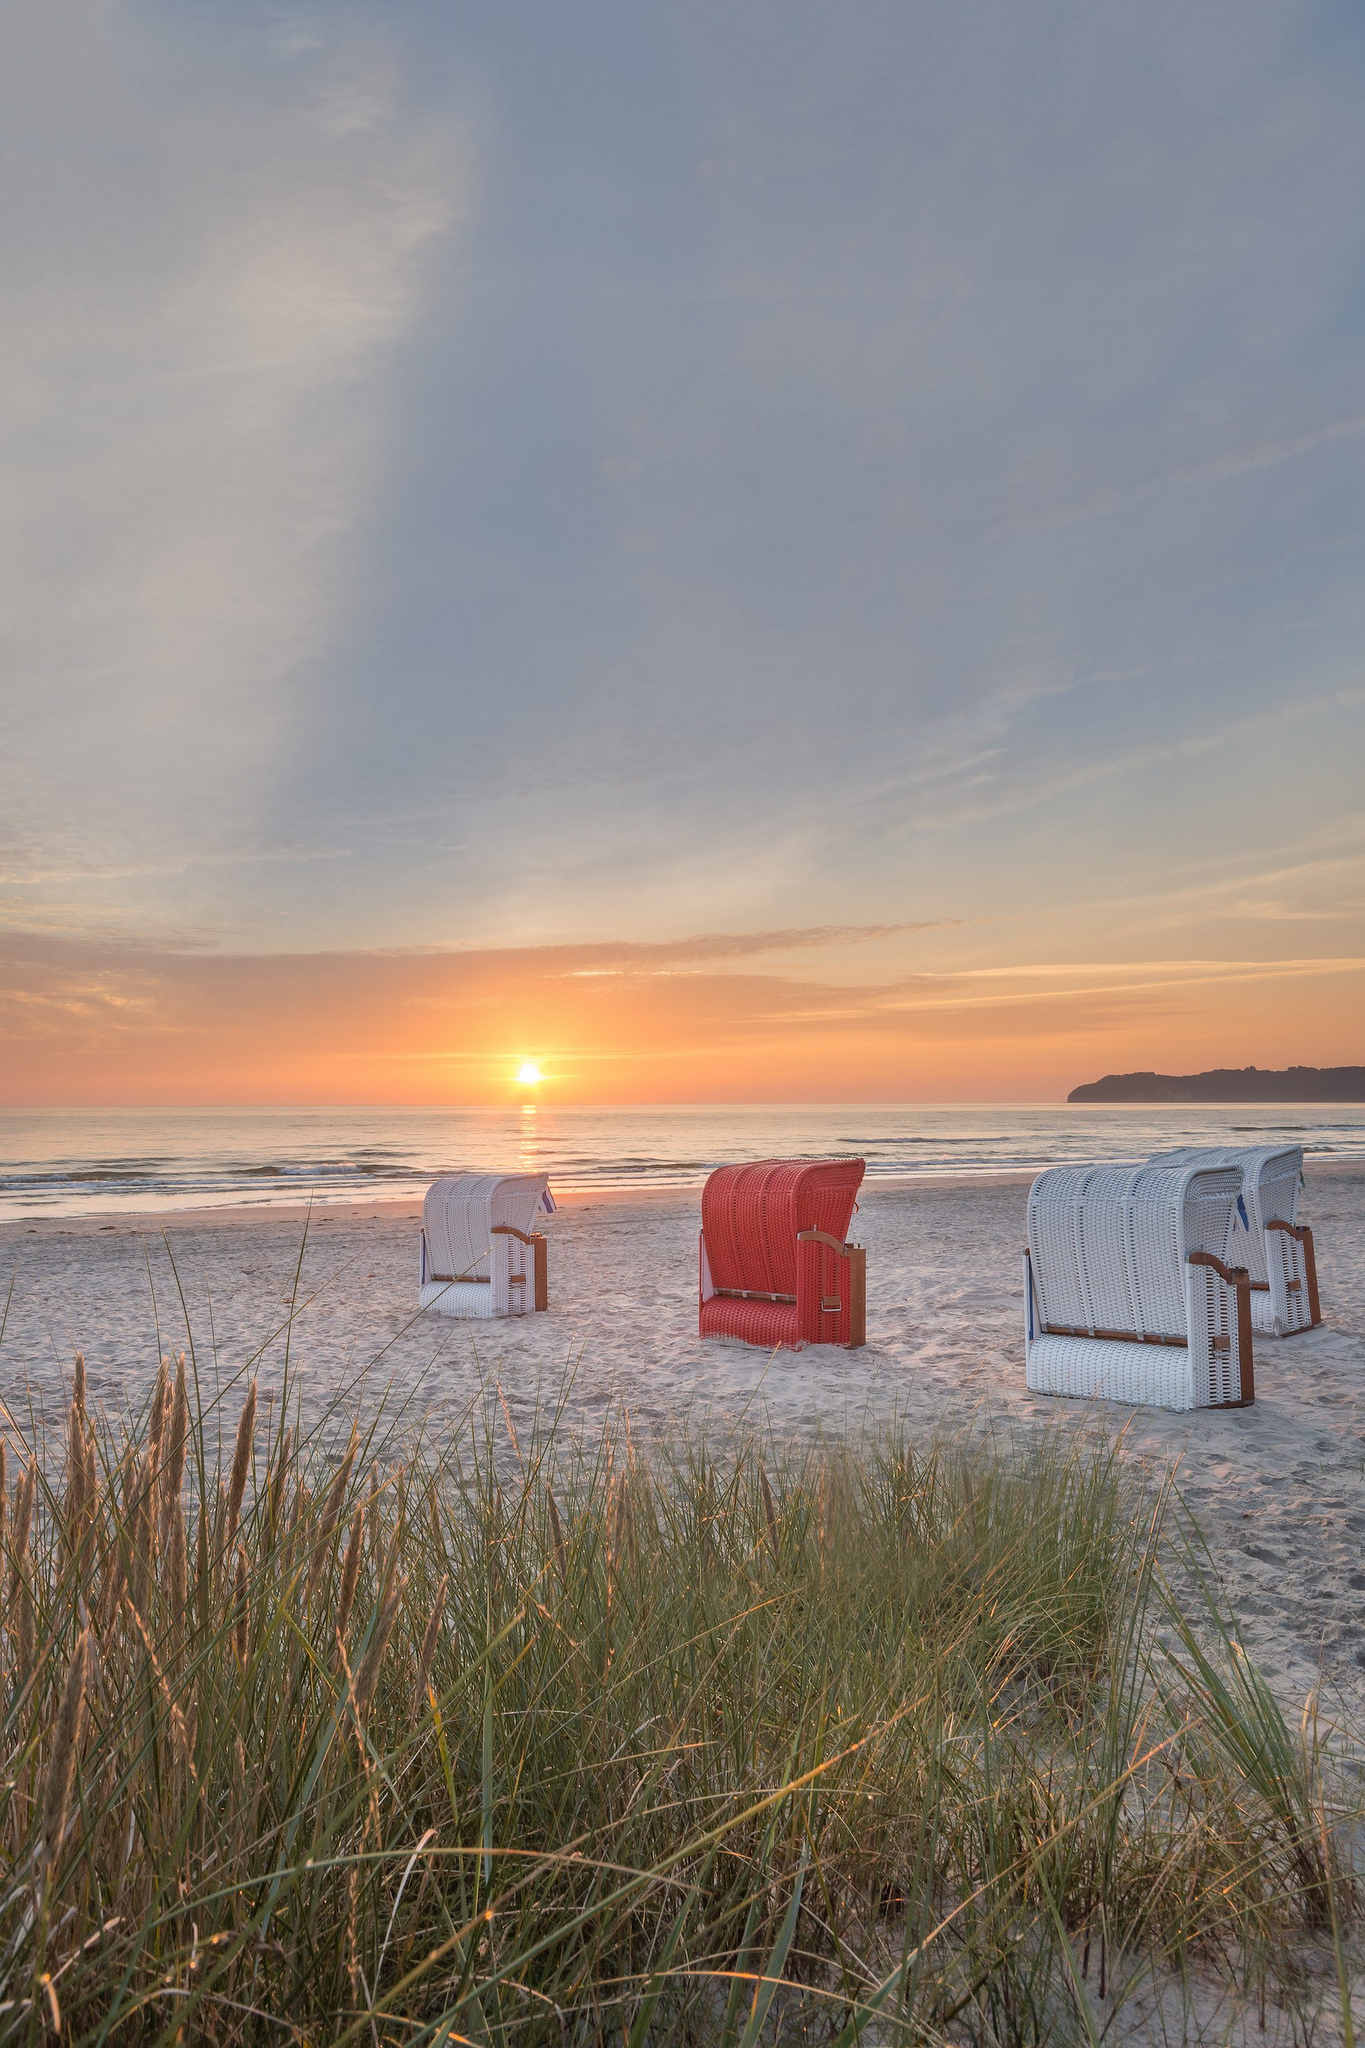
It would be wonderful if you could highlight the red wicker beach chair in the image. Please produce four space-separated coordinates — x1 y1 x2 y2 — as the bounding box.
698 1158 866 1350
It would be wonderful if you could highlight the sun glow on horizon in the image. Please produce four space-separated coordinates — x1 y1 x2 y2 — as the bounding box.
515 1060 543 1087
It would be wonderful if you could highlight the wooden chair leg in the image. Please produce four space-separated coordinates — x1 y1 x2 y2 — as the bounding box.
847 1247 866 1349
1301 1226 1322 1327
1233 1272 1255 1405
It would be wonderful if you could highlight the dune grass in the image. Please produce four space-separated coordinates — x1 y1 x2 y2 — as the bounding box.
0 1348 1358 2044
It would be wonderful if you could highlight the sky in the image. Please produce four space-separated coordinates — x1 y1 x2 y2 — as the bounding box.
2 0 1363 1105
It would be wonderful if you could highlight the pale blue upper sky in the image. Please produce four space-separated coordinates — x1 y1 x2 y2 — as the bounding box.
4 0 1364 994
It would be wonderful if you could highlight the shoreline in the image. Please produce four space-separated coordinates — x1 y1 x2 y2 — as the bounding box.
0 1171 1040 1237
2 1153 1360 1237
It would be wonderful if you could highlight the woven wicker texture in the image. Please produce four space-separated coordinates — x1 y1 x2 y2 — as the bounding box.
698 1296 801 1347
1252 1231 1313 1336
1148 1145 1313 1336
700 1159 863 1295
1187 1260 1244 1405
1028 1164 1240 1340
699 1157 864 1349
420 1173 549 1319
1026 1335 1199 1409
423 1174 545 1280
418 1278 500 1321
1025 1163 1247 1410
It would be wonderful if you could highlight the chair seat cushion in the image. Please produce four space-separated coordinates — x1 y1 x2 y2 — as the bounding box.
700 1296 801 1349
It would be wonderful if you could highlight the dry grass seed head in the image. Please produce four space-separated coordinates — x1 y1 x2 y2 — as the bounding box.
81 1423 99 1533
413 1574 448 1712
12 1455 36 1571
353 1560 405 1719
169 1703 194 1784
366 1465 382 1558
147 1358 169 1470
99 1518 126 1630
336 1503 365 1644
160 1356 189 1526
306 1428 357 1604
64 1399 88 1547
345 1863 361 2007
223 1379 257 1558
128 1449 158 1617
42 1628 90 1873
265 1425 293 1542
165 1504 188 1641
319 1430 358 1544
15 1575 36 1690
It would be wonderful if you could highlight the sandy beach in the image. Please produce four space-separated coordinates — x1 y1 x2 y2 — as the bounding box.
3 1164 1364 1719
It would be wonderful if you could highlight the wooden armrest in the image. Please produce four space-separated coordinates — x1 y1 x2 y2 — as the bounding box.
796 1229 849 1256
1265 1221 1322 1325
1188 1252 1255 1405
489 1226 549 1309
1187 1251 1251 1288
715 1288 797 1305
1044 1322 1187 1348
795 1232 864 1346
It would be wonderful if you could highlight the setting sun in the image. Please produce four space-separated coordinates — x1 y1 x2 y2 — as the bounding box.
515 1060 543 1087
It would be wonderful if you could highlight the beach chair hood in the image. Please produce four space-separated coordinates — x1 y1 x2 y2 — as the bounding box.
701 1158 863 1297
1146 1144 1319 1335
423 1173 547 1280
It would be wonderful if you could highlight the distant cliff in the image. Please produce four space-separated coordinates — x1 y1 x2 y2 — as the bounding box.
1068 1066 1365 1104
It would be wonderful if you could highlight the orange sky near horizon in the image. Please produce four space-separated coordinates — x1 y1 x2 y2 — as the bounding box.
3 927 1361 1107
4 9 1365 1111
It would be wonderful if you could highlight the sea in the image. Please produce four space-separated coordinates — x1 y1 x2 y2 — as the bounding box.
2 1103 1364 1222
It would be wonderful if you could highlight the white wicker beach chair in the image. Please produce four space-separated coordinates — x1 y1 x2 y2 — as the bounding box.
1024 1163 1254 1410
1148 1146 1321 1338
418 1173 553 1319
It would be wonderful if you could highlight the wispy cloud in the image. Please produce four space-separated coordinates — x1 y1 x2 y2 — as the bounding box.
878 690 1365 836
551 922 958 974
1001 412 1365 537
3 928 1361 1105
0 3 467 923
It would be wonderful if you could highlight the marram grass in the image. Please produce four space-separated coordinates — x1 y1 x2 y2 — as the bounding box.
0 1354 1357 2045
